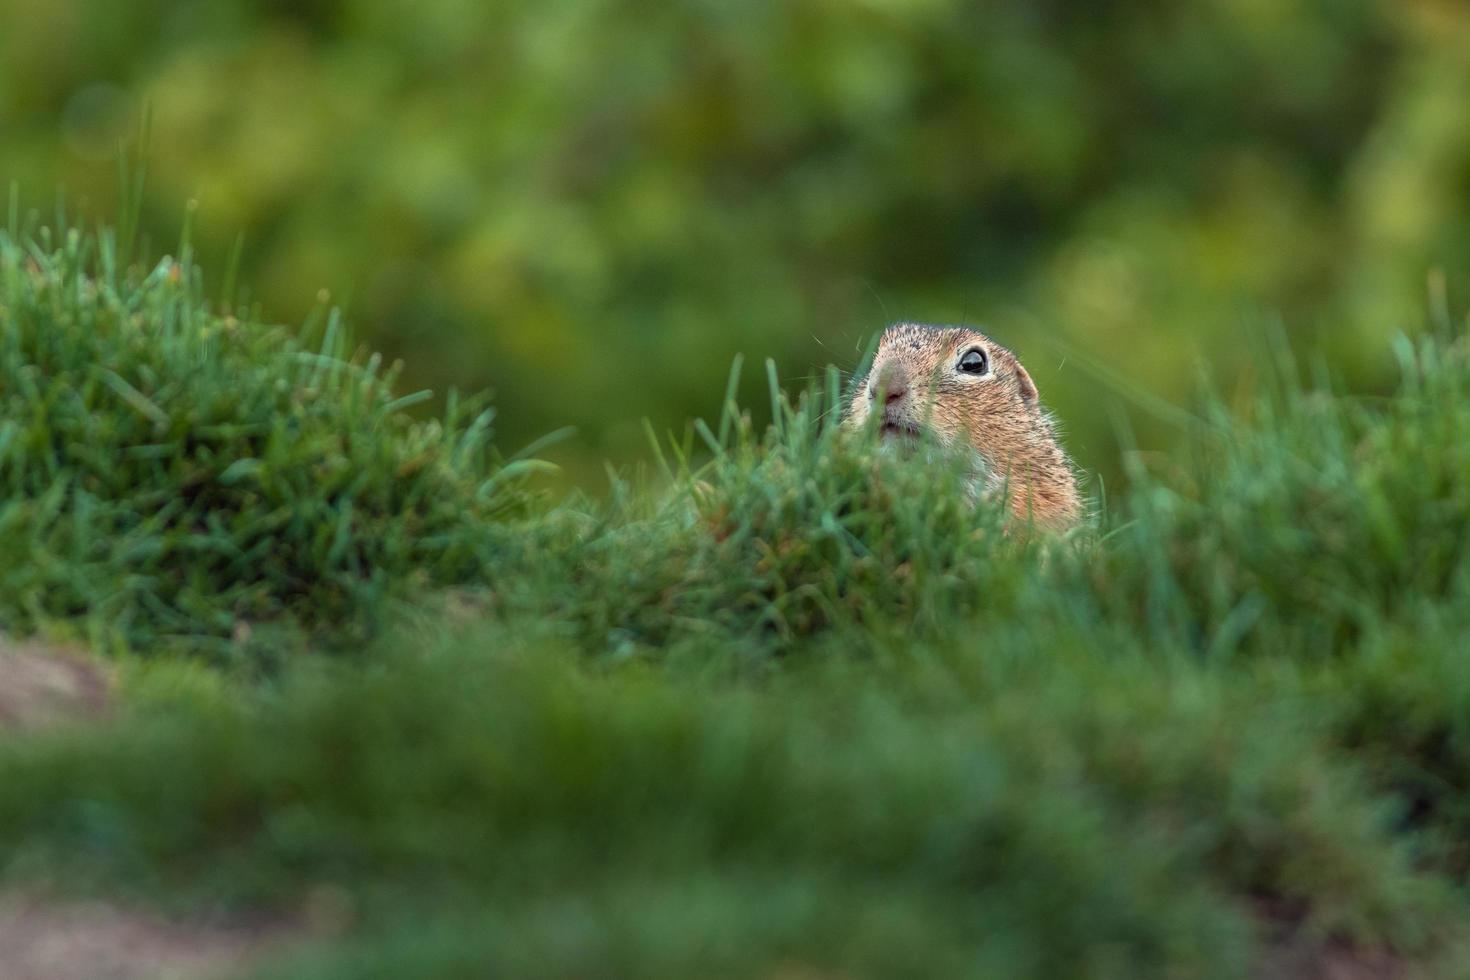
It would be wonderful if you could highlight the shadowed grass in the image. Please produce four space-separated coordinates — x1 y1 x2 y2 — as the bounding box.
0 636 1456 979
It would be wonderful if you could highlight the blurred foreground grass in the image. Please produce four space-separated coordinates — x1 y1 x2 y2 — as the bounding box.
5 223 1470 976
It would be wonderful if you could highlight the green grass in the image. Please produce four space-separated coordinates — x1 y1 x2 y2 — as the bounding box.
4 221 1470 977
0 222 538 661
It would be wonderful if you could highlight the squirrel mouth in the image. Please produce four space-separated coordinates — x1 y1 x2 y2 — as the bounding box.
879 420 924 440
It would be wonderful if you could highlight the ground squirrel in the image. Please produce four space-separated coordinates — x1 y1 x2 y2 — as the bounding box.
846 323 1082 531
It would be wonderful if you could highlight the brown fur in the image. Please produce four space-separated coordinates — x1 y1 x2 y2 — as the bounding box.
846 323 1082 530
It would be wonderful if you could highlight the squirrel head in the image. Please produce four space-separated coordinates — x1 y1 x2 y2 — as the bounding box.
846 322 1080 529
847 323 1042 451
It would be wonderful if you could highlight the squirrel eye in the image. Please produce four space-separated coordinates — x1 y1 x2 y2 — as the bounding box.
957 348 989 375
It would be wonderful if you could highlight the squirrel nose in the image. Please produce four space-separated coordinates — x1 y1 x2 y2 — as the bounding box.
870 365 909 406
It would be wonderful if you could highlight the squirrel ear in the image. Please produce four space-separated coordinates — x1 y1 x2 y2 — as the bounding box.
1012 361 1039 406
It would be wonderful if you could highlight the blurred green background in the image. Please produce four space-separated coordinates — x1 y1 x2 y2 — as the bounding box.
3 0 1468 488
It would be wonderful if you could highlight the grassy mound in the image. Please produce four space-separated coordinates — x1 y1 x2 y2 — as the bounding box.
496 368 1043 660
4 220 1470 976
0 225 533 659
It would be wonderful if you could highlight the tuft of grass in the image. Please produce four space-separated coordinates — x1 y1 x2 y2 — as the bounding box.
1084 335 1470 662
494 365 1053 659
0 224 535 660
1306 613 1470 877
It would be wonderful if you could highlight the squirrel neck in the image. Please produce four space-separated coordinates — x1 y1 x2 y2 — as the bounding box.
976 411 1081 530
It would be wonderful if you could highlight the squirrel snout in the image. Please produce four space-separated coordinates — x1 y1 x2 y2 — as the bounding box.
869 364 909 406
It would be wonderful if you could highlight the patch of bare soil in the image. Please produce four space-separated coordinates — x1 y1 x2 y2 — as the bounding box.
1254 898 1405 980
1256 939 1404 980
0 639 309 977
0 639 111 732
0 895 290 980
